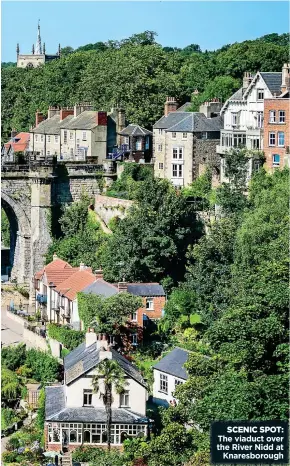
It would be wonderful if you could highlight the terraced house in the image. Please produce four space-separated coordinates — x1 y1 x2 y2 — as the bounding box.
45 329 149 454
154 97 223 187
34 256 166 345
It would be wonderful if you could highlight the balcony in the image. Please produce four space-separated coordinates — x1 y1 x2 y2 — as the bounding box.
36 294 47 304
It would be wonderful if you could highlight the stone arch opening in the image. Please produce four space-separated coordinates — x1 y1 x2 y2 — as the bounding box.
1 192 31 284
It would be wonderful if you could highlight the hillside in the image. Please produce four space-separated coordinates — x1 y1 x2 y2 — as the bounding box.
1 31 289 141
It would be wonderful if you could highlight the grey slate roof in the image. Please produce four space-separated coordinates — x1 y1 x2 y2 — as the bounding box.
176 102 192 112
153 348 189 380
260 72 282 95
228 88 243 101
63 342 146 387
45 386 148 423
119 124 152 137
82 279 118 298
154 112 223 133
62 111 100 130
127 283 165 297
31 114 61 134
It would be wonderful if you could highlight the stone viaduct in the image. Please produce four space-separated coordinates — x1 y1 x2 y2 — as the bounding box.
1 163 113 306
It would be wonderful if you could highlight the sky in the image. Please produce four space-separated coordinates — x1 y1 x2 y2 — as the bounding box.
1 1 289 62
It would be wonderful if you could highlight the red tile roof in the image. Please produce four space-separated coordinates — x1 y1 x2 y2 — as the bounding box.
34 258 73 282
55 269 95 301
5 132 30 152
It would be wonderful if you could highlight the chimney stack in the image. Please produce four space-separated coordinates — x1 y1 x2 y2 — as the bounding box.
199 99 222 118
164 97 178 117
11 129 17 140
60 107 74 121
80 263 86 271
86 327 98 347
281 63 290 92
48 106 60 119
35 111 45 127
243 72 253 91
95 268 104 280
96 111 107 126
74 102 94 118
118 280 128 293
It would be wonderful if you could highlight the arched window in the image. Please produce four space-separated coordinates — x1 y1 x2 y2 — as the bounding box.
70 430 77 443
84 430 91 443
121 431 128 443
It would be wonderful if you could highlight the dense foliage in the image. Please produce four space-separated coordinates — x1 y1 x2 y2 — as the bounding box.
106 163 154 199
1 208 10 247
2 32 289 140
47 323 85 350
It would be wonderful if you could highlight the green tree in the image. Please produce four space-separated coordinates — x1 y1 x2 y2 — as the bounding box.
1 367 22 405
25 349 61 383
1 208 10 247
187 75 241 111
101 178 201 283
92 359 128 451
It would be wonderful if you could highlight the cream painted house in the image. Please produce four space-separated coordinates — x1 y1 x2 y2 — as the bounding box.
45 331 149 453
153 98 223 187
218 68 287 182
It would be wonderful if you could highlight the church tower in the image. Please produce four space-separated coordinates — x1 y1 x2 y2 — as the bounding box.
16 21 60 68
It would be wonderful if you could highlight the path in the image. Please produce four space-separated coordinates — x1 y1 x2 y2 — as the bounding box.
1 414 37 451
1 308 33 349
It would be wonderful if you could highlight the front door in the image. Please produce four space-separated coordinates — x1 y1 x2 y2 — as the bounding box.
61 428 69 447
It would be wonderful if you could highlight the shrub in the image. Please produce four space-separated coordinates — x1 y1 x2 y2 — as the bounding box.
1 408 20 430
25 349 62 383
1 344 26 371
47 323 85 351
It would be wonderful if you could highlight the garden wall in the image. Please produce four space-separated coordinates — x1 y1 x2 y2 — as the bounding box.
94 195 133 226
23 328 48 351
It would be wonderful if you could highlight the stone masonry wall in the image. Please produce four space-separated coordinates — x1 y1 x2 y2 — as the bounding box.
195 138 221 178
94 195 133 226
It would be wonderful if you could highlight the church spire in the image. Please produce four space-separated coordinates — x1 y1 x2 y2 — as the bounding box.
35 20 42 55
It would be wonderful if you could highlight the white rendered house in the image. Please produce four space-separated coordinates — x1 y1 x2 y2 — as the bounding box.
45 330 149 453
152 347 189 406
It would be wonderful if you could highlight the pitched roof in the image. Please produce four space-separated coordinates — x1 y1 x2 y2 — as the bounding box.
60 111 100 130
55 269 95 301
260 72 282 95
154 112 223 133
126 283 165 297
63 342 146 387
153 347 190 380
119 124 152 137
45 386 148 423
35 258 73 280
176 102 192 112
31 114 61 135
228 88 243 101
5 132 30 152
45 268 79 287
82 279 119 298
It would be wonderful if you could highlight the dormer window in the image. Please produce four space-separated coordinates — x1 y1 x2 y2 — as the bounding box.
257 89 264 100
82 131 87 141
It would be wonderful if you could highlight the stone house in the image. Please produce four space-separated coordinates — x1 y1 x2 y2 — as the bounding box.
45 329 149 453
115 124 153 163
153 97 223 187
152 347 189 407
218 64 290 182
29 104 126 164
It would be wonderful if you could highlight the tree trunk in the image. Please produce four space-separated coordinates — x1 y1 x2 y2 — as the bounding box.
105 385 112 451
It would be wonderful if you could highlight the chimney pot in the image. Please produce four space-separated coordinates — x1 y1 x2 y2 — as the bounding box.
95 268 104 280
164 96 178 117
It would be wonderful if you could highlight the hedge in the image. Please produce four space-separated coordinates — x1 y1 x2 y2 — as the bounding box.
47 323 85 351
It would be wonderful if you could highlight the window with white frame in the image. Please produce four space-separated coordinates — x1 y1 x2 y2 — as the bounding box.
70 131 74 140
48 423 82 444
173 147 183 159
182 132 187 139
135 137 142 150
201 132 207 140
232 113 238 126
160 373 168 393
35 135 38 142
272 154 280 167
132 333 138 345
82 131 87 141
158 144 162 152
175 379 183 387
55 135 59 143
257 89 264 100
269 110 276 123
82 423 146 445
131 311 137 321
47 151 50 156
269 132 276 146
172 132 176 139
124 136 129 145
146 297 154 310
70 148 74 157
83 389 93 406
120 390 130 407
47 135 51 143
64 130 68 144
172 164 183 178
278 132 285 147
40 134 44 142
257 111 263 128
279 111 285 123
158 163 164 170
158 129 163 135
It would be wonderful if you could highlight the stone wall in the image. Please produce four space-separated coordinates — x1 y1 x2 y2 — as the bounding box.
23 328 48 351
195 138 221 178
94 195 133 226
